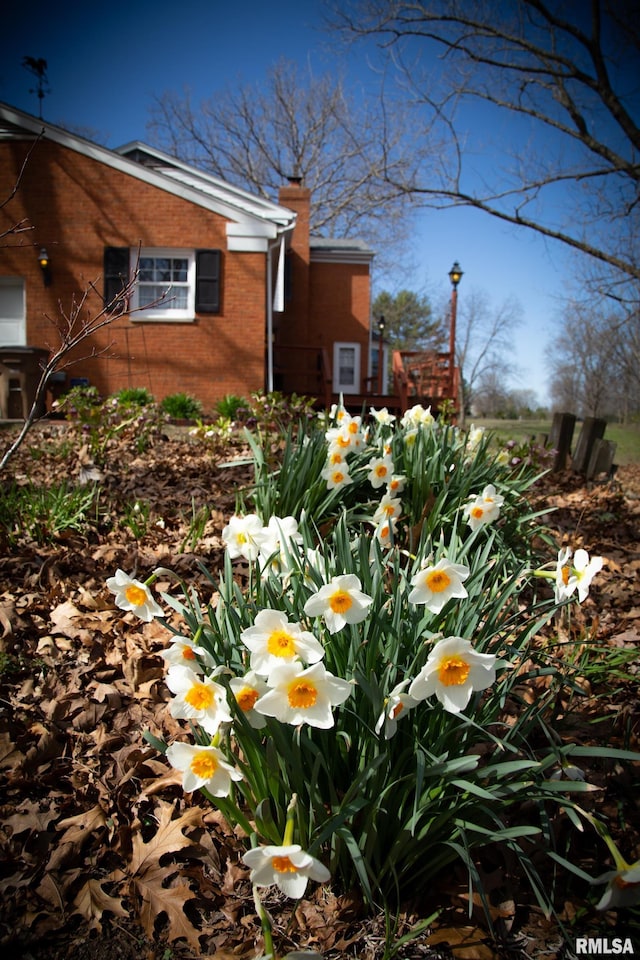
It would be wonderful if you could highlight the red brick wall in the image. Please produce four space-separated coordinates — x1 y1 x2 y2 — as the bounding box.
0 138 267 411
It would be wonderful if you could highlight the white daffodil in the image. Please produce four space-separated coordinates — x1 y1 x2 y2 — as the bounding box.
106 569 164 622
329 402 347 423
242 842 331 899
161 636 215 673
303 573 373 634
595 860 640 911
375 680 420 739
229 670 270 728
387 474 406 496
373 494 402 525
401 403 435 429
409 636 497 714
408 558 470 612
221 513 264 561
166 664 232 734
555 547 603 603
372 517 395 550
370 406 396 425
254 660 352 728
572 548 604 602
166 741 243 796
325 426 355 454
367 454 394 489
463 485 503 531
464 424 485 458
321 460 353 490
255 515 302 563
240 608 325 677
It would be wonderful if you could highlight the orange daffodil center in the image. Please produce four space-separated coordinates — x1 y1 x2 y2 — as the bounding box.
184 682 215 711
125 584 148 607
267 629 297 658
329 589 353 614
272 855 299 873
437 655 471 687
190 750 219 780
287 679 318 709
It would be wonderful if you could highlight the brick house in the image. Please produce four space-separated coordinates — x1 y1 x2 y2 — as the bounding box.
0 101 375 415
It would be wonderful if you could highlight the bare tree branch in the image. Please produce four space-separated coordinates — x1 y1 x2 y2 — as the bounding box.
332 0 640 286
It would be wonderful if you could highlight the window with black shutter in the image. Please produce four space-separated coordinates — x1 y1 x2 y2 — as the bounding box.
103 247 130 314
195 249 221 313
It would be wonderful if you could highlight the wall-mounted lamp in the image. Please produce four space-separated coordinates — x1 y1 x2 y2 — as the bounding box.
38 246 51 286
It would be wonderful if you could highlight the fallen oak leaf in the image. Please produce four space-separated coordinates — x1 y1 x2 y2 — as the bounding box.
73 877 128 930
134 862 201 951
56 804 107 844
129 799 204 876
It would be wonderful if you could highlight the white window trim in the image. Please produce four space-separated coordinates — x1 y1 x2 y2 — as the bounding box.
333 341 361 395
130 247 196 322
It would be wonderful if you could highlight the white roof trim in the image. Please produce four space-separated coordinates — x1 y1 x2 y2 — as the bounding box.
0 102 296 246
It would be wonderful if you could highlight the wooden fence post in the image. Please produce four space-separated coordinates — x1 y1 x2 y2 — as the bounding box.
572 417 607 474
548 412 576 471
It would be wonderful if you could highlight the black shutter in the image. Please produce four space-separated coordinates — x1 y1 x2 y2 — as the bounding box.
104 247 130 313
195 249 221 313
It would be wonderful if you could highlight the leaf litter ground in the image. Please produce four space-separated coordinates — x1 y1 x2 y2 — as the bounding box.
0 423 639 960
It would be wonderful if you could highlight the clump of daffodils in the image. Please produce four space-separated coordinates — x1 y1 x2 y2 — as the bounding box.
105 401 613 918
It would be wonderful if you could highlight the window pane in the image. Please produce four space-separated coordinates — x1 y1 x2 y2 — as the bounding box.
155 258 171 281
172 259 188 281
339 347 356 385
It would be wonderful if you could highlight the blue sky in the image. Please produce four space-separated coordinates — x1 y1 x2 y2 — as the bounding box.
2 0 575 406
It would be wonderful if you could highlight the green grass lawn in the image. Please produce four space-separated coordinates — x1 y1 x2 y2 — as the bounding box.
471 417 640 466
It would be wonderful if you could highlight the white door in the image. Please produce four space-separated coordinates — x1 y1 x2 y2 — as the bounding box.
333 342 361 395
0 278 26 345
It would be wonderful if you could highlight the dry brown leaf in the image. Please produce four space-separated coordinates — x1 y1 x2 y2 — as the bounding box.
73 877 128 929
57 804 107 843
129 799 203 875
427 924 497 959
135 865 201 949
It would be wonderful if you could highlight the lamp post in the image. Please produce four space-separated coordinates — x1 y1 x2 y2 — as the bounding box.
377 315 386 395
448 261 463 398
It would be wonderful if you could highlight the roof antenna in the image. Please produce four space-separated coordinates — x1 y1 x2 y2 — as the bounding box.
22 57 50 119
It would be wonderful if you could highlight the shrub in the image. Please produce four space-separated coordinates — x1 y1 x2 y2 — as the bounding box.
160 392 203 420
215 394 248 420
115 387 155 408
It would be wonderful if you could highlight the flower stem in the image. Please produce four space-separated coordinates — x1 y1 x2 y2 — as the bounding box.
253 885 276 960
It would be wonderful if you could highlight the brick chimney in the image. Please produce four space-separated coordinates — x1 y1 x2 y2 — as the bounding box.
278 177 311 326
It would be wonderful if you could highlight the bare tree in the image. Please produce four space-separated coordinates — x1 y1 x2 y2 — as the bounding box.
147 59 431 262
545 299 635 418
333 1 640 290
453 288 523 427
